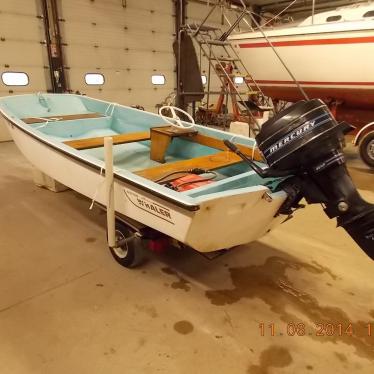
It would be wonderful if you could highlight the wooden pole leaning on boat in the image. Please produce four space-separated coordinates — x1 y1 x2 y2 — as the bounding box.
104 137 116 248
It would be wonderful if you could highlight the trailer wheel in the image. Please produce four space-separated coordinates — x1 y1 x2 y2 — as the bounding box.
359 132 374 168
108 220 145 268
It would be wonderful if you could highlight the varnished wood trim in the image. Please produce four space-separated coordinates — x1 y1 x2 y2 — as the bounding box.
183 133 263 161
135 151 244 181
22 112 104 124
64 131 151 150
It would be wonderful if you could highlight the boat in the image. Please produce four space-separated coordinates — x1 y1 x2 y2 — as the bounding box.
229 2 374 126
1 93 373 265
0 93 287 254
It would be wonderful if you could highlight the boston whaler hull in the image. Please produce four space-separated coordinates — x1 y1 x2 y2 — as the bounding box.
0 94 286 254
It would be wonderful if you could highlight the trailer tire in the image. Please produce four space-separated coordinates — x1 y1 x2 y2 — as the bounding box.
108 220 145 268
359 132 374 168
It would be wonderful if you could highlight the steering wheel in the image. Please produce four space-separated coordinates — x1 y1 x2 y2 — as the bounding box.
159 106 195 129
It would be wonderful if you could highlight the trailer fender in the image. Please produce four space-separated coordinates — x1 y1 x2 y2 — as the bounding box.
353 122 374 146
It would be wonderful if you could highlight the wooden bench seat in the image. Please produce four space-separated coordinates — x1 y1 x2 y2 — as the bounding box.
149 125 262 164
150 126 198 163
63 131 151 150
135 151 244 182
136 129 262 182
61 124 261 183
183 133 262 161
22 112 104 124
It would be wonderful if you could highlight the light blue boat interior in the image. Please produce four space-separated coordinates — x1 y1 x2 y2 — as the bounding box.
0 94 286 203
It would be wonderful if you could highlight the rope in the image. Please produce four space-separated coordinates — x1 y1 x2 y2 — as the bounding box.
229 134 257 160
33 117 60 130
229 134 238 143
251 139 257 161
105 102 118 116
89 167 105 210
37 92 51 112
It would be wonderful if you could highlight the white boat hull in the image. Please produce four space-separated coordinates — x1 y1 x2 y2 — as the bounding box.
230 23 374 110
4 119 286 252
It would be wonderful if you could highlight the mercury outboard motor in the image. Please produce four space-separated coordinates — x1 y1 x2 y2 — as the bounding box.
224 99 374 259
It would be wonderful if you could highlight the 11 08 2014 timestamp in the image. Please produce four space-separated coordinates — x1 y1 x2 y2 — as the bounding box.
259 322 373 337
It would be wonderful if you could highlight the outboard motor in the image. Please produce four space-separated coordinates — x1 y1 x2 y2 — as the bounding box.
225 99 374 259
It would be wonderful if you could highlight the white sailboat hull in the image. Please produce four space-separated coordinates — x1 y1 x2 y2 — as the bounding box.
230 20 374 110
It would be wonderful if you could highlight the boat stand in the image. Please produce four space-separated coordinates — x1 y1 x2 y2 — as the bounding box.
32 167 69 192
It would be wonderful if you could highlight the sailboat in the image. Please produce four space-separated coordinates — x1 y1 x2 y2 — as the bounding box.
230 3 374 118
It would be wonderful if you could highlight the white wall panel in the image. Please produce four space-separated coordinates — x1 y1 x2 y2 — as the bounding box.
187 2 224 28
64 46 173 70
0 1 47 88
0 0 39 15
0 0 48 140
59 0 175 112
0 42 45 67
0 67 47 95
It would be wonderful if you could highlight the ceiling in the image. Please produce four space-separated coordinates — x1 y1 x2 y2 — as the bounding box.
190 0 370 15
252 0 368 12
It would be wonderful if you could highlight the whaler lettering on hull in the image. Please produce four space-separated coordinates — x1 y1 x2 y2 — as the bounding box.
124 188 175 224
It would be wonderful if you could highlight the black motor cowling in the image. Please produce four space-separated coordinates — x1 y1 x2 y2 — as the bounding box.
256 99 374 260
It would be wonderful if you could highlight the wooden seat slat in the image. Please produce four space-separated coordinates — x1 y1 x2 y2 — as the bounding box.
22 112 104 124
64 131 151 150
183 133 263 161
148 125 262 164
135 151 244 182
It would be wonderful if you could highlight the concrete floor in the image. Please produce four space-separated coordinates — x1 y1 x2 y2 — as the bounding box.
0 141 373 374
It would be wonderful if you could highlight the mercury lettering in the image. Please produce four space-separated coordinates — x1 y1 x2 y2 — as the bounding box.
268 120 316 155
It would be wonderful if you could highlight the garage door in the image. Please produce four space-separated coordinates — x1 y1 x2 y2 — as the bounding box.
0 0 49 140
58 0 175 112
